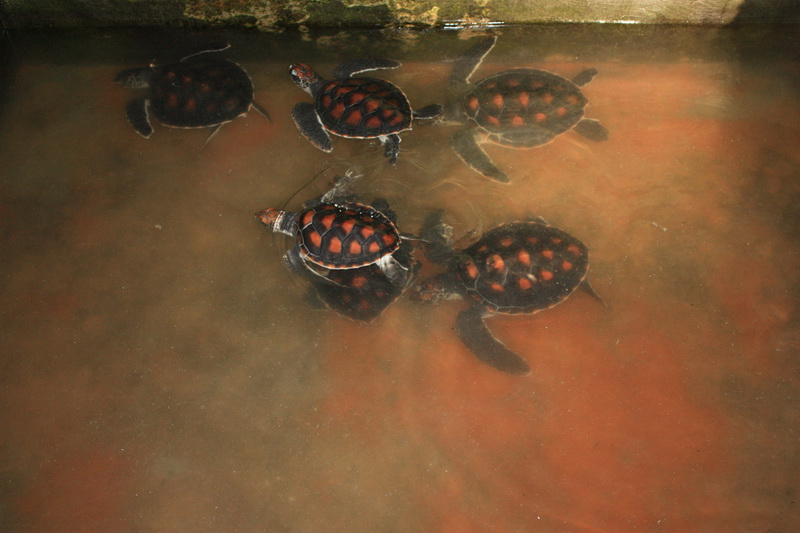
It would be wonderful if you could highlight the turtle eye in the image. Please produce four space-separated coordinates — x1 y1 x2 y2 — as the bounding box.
290 65 306 78
289 66 312 90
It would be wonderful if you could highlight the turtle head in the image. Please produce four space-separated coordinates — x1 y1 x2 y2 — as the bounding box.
257 208 298 236
411 275 453 305
419 211 456 265
289 64 319 95
255 208 283 229
114 67 154 89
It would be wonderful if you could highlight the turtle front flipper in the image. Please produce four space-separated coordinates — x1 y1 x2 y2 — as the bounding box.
382 134 401 164
573 118 609 142
251 100 272 123
450 35 497 87
455 307 531 376
376 253 410 287
333 58 400 79
369 197 393 218
115 67 153 89
201 124 223 152
571 68 599 87
303 284 330 312
283 247 344 287
125 97 154 138
452 129 509 182
291 102 332 152
283 247 310 277
580 279 609 308
179 42 231 62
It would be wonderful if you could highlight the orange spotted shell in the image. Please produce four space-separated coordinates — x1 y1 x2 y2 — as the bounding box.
295 202 401 269
315 77 413 138
310 263 406 322
456 221 590 314
465 69 588 148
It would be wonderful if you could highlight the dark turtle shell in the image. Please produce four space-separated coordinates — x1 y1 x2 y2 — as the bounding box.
465 69 588 148
295 202 401 269
150 57 253 128
309 262 410 322
316 77 413 138
456 221 590 314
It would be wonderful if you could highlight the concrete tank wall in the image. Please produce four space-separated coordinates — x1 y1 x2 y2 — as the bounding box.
2 0 798 29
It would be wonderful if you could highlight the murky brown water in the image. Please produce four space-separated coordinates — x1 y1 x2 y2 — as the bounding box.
1 25 799 532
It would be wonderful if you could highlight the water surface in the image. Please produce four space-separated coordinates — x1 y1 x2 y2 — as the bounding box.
1 25 799 532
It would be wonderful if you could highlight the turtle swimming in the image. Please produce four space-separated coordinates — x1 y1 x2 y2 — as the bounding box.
289 59 443 164
255 174 413 288
412 212 605 375
115 43 270 147
445 36 609 182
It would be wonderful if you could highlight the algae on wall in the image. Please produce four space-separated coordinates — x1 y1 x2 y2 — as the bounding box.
0 0 770 29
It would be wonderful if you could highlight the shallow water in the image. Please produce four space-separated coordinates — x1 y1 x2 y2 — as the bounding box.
1 24 799 532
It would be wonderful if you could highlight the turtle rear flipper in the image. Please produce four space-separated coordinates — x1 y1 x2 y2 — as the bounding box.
573 118 609 142
126 97 154 137
455 307 531 376
449 36 497 87
452 129 509 183
318 172 360 204
291 102 332 152
381 134 401 164
333 58 400 79
413 104 444 120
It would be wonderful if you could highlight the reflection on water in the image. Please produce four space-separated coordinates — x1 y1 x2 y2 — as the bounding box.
1 25 799 532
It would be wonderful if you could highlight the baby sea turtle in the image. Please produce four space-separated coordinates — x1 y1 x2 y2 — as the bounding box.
255 176 412 287
412 212 604 375
115 43 270 146
289 59 443 164
305 246 418 323
446 36 609 182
